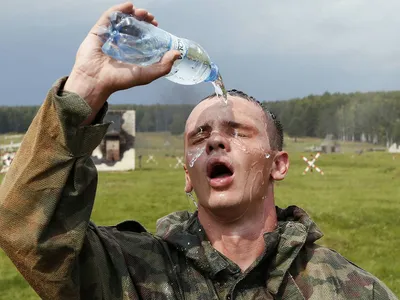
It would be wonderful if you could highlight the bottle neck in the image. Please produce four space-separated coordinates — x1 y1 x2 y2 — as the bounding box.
204 63 219 82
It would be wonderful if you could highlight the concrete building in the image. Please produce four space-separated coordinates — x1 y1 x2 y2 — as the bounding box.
91 110 136 171
388 143 400 154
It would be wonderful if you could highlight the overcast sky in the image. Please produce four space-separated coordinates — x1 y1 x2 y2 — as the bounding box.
1 0 400 106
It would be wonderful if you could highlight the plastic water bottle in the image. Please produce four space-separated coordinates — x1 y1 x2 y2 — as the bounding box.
99 12 223 89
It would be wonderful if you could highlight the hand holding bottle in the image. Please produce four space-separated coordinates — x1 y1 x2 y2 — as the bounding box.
64 2 180 125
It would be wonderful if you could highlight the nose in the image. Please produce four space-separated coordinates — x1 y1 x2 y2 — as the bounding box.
206 132 231 154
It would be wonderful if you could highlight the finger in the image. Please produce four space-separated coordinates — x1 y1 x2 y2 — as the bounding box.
140 50 181 83
151 19 159 27
93 2 134 30
133 8 150 21
160 50 182 65
145 13 155 23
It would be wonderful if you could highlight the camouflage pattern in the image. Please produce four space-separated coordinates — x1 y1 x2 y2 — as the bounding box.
0 77 397 300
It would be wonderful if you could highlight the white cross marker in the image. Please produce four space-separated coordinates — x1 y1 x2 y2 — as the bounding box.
302 152 324 175
146 154 157 164
174 157 184 169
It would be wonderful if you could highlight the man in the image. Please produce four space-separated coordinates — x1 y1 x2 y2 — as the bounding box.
0 3 397 300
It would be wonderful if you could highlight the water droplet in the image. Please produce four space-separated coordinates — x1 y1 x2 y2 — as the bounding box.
186 192 198 208
187 242 191 246
232 139 248 153
188 146 205 167
265 153 271 159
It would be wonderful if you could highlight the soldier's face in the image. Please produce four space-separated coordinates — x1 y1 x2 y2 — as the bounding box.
184 96 278 214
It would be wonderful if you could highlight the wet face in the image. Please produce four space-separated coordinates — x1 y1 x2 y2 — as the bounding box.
184 96 288 217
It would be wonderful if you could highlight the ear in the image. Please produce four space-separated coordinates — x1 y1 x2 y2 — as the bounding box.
271 151 289 181
183 164 193 192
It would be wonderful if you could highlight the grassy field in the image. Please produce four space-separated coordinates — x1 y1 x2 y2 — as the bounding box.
0 134 24 146
1 133 400 299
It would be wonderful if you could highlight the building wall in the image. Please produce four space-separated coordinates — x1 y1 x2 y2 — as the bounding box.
389 143 400 153
91 110 136 171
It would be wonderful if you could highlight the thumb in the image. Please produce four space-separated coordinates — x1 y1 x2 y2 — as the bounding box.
140 50 181 84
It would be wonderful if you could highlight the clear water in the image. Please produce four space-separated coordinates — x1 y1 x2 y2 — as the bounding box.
212 73 228 104
163 37 228 103
100 12 229 103
165 39 212 85
186 192 198 208
188 146 206 167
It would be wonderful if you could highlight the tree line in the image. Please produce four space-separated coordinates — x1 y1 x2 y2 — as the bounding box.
1 91 399 145
267 91 400 145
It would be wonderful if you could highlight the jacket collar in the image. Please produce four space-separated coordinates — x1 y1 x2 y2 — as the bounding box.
156 206 323 294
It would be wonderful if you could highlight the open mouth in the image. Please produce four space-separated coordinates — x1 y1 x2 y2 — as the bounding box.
208 163 233 178
206 158 235 188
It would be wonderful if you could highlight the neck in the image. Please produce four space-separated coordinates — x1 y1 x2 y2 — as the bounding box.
198 184 277 272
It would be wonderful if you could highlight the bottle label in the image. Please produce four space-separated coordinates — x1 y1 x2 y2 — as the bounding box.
170 36 188 59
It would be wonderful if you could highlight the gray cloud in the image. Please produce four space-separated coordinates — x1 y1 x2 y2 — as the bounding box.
1 0 399 106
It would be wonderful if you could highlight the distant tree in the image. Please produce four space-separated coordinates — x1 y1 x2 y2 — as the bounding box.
139 111 155 132
2 90 400 148
392 119 400 144
287 117 304 138
169 113 186 135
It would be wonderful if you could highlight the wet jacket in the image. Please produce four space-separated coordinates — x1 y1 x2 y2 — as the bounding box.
0 78 397 300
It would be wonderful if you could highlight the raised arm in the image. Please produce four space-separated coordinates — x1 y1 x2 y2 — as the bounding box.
0 3 179 299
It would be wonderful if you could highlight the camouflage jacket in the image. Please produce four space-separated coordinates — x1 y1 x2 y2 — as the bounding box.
0 78 397 300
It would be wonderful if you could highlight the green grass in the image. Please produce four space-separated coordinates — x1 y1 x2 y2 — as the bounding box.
0 134 24 146
0 134 400 299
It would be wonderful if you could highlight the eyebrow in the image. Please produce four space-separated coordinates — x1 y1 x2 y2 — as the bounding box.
222 120 255 131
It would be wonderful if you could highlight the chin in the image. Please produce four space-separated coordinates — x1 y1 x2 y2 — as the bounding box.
204 191 244 211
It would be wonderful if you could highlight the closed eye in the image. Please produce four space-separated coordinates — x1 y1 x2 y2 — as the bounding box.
188 125 211 144
232 129 249 138
223 121 255 138
192 134 208 144
191 128 211 144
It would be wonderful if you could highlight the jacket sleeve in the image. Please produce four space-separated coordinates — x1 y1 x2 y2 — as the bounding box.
373 280 399 300
0 77 119 299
